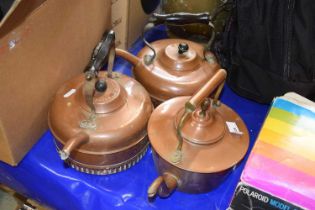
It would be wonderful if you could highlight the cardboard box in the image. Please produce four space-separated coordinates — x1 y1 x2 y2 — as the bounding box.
111 0 149 49
0 0 111 165
229 93 315 210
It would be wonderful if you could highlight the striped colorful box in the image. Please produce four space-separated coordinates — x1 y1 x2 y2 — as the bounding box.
232 93 315 210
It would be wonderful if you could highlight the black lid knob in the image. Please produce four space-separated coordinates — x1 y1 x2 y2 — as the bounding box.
95 80 107 92
178 43 189 54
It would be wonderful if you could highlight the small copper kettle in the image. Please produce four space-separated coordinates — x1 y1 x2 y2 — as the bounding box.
116 13 221 105
48 31 153 175
147 69 249 198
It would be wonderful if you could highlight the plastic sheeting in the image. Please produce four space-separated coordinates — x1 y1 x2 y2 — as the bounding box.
0 26 269 210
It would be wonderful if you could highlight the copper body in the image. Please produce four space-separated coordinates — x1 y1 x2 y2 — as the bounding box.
48 71 153 174
147 69 249 198
116 39 220 105
152 150 231 194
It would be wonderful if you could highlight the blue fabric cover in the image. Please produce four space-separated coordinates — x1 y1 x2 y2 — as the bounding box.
0 26 269 210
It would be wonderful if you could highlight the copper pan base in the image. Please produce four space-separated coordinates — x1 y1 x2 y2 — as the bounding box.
152 150 231 194
53 138 149 175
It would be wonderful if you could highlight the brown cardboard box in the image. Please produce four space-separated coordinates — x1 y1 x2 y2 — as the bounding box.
0 0 111 165
111 0 149 49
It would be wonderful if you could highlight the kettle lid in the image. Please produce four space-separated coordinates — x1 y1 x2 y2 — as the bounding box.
148 97 249 173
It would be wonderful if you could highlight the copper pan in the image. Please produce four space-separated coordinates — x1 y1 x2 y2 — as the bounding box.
147 69 249 198
115 13 221 106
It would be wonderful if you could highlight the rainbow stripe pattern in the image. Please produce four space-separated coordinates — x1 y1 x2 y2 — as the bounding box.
242 96 315 209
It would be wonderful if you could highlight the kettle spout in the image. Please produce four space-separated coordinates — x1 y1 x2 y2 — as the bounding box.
148 176 164 198
115 48 141 66
59 132 89 160
148 173 178 199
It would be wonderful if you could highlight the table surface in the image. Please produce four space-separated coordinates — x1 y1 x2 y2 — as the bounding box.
0 27 269 210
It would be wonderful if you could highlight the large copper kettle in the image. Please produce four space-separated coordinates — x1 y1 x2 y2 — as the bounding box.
116 12 221 105
48 31 153 175
147 69 249 198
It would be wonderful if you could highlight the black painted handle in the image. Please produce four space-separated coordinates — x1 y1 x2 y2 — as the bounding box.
150 12 210 25
85 30 115 79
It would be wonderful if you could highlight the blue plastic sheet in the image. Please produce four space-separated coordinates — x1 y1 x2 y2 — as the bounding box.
0 26 269 210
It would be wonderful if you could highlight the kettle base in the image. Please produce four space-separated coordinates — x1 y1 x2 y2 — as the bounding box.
56 142 149 175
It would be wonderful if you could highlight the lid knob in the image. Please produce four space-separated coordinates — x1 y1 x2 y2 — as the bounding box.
178 43 189 54
95 79 107 92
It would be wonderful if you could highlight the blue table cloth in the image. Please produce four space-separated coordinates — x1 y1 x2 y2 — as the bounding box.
0 26 269 210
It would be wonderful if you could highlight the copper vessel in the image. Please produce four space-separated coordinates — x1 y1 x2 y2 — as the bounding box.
147 69 249 198
48 31 153 174
116 13 221 105
162 0 232 38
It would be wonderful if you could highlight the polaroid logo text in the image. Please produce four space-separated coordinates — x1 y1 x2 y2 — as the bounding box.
239 185 269 203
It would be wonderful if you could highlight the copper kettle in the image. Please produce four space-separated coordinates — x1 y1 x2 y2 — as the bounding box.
147 69 249 198
116 12 221 105
48 31 153 175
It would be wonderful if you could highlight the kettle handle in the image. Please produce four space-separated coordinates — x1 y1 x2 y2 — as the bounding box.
142 12 215 65
142 0 233 65
85 30 116 79
84 30 116 112
149 12 211 25
172 69 227 163
150 0 234 26
187 69 227 110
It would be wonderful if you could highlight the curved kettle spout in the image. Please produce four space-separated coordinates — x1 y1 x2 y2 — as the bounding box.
148 173 178 199
59 132 89 160
115 48 141 67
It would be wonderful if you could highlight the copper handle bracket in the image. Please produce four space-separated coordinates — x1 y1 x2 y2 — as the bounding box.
142 23 157 65
79 113 97 130
212 81 225 108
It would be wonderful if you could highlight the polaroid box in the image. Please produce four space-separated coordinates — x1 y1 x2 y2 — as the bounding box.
229 93 315 210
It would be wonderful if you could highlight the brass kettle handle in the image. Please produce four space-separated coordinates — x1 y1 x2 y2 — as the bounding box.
172 69 227 163
148 173 178 199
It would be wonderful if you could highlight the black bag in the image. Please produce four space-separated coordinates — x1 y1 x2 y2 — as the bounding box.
215 0 315 103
